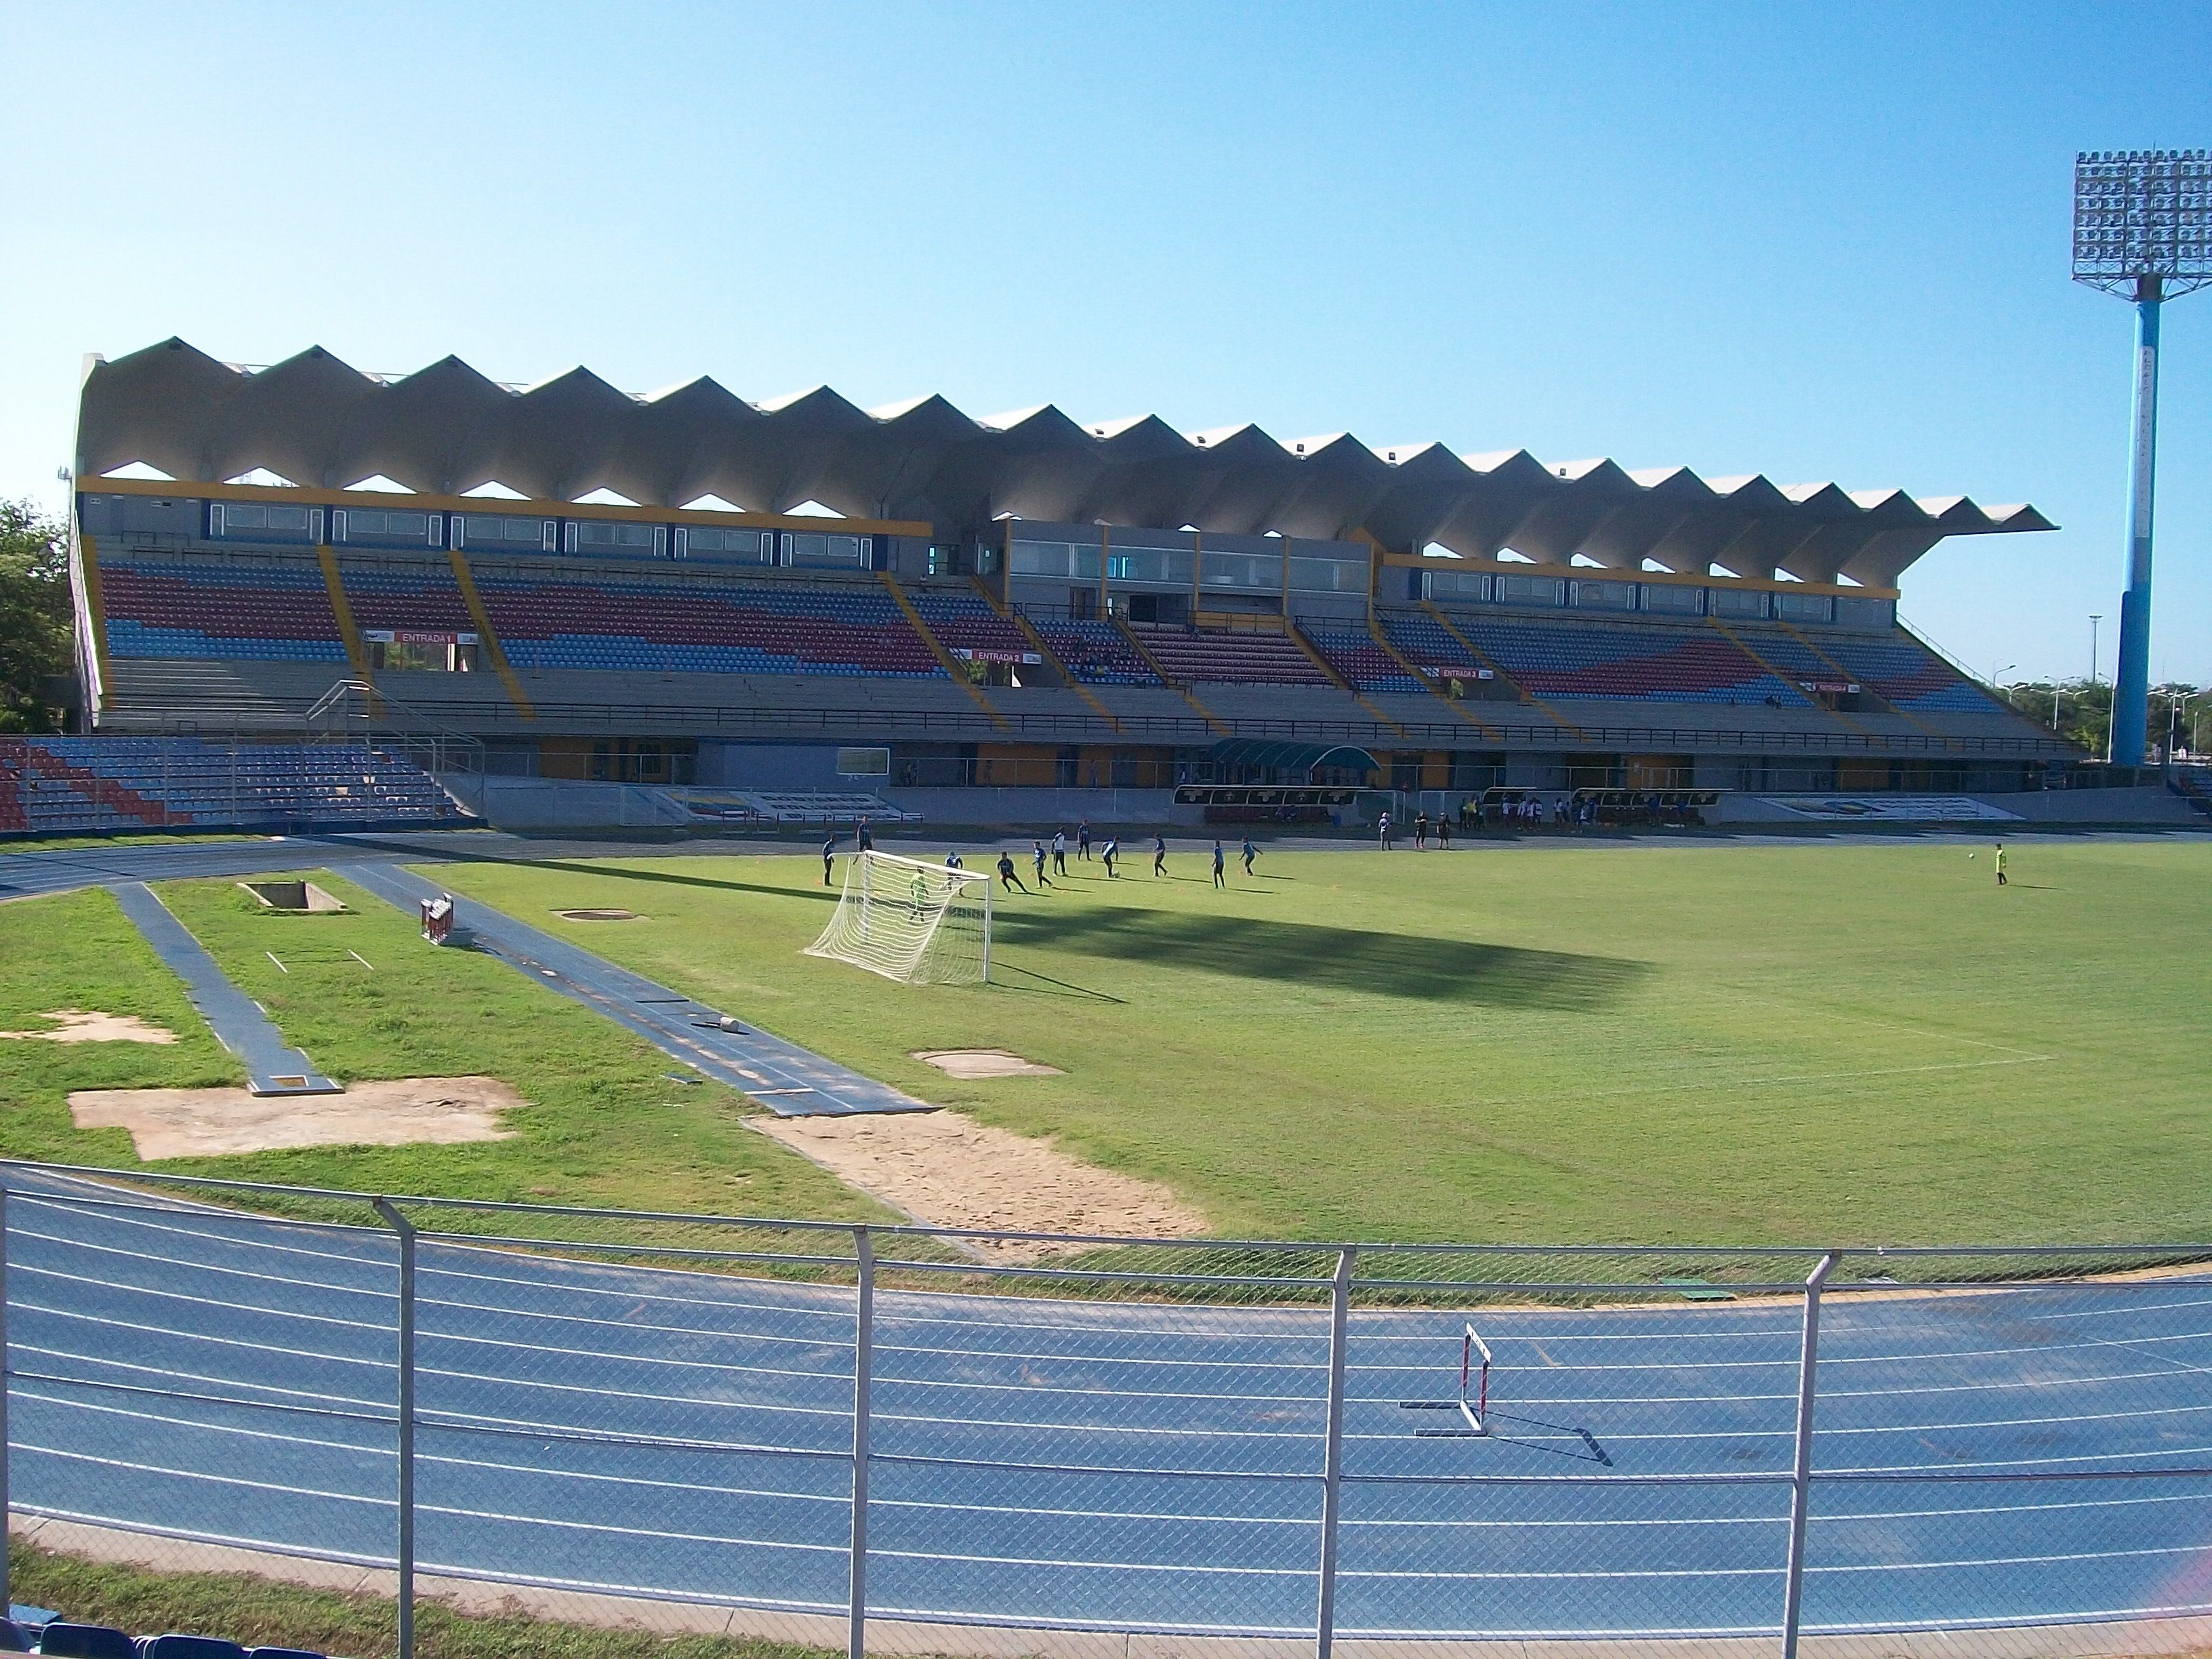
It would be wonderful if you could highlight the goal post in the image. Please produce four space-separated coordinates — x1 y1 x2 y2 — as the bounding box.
804 848 993 985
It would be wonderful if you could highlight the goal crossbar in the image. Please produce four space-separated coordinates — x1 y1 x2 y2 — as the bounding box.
804 848 993 985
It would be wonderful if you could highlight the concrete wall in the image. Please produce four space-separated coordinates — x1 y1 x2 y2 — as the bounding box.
878 786 1175 827
699 742 869 791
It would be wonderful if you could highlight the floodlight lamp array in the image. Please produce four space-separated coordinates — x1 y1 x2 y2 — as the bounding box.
2073 150 2212 297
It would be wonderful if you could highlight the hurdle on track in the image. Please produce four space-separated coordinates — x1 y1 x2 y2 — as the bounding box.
1460 1322 1492 1433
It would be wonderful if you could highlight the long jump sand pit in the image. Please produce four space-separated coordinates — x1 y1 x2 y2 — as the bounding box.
753 1110 1206 1256
0 1009 178 1045
68 1076 525 1160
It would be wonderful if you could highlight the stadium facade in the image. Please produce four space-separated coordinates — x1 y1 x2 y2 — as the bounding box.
66 338 2074 806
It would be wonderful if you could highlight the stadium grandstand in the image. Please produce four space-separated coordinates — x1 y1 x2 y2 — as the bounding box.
62 337 2075 814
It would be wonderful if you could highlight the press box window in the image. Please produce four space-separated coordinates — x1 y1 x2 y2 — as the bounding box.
1711 586 1769 619
1774 591 1835 624
566 520 663 556
674 527 772 562
209 502 323 543
333 508 440 547
455 515 557 550
836 747 891 778
1494 573 1565 607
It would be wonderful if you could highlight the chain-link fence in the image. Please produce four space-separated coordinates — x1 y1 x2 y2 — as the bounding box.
4 1162 2210 1658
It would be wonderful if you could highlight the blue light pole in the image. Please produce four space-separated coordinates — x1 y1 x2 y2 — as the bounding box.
2072 150 2209 766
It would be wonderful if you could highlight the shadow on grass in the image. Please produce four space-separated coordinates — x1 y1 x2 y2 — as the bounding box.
449 855 837 905
990 959 1129 1004
991 909 1647 1008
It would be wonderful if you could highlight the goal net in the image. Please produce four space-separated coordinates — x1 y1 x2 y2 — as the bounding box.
804 848 993 985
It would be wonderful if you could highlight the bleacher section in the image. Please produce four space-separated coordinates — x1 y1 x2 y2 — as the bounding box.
1802 632 2001 713
903 588 1036 664
1437 613 1809 705
474 572 943 677
0 737 465 835
1027 617 1160 684
1131 625 1333 687
1380 612 1499 681
100 560 347 662
344 562 476 634
1299 625 1425 695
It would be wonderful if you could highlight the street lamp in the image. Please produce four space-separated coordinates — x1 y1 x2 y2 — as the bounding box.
1992 663 2017 705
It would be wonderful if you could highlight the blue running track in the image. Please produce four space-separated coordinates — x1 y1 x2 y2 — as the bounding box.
6 1172 2210 1641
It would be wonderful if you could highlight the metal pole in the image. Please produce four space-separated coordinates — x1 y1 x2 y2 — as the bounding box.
848 1227 874 1659
1314 1246 1356 1659
2113 279 2162 766
1780 1251 1838 1659
372 1199 417 1659
0 1185 10 1614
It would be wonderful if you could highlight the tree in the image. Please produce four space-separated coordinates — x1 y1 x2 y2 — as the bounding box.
2000 676 2201 762
0 500 73 733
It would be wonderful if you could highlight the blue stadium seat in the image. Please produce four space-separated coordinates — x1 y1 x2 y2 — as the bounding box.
0 1618 29 1653
140 1638 249 1659
32 1622 134 1658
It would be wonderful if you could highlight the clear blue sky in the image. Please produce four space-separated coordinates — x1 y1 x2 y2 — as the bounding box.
2 1 2205 682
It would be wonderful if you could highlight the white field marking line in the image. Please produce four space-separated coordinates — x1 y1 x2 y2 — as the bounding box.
33 1250 2212 1413
264 950 288 974
1823 1441 2212 1476
24 1303 1328 1443
14 1193 399 1264
16 1439 844 1558
13 1227 395 1311
1559 1052 2055 1105
2086 1332 2212 1382
13 1343 391 1415
13 1263 392 1337
1805 1538 2212 1575
1413 1357 2212 1408
13 1214 398 1295
349 950 373 970
1335 1535 2212 1583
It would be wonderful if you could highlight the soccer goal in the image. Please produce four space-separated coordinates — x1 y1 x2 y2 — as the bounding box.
804 848 993 985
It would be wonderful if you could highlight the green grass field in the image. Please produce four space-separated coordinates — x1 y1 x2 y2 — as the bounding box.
3 838 2207 1245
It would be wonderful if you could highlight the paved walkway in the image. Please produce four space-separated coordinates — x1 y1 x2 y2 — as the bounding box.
333 861 931 1117
106 882 338 1097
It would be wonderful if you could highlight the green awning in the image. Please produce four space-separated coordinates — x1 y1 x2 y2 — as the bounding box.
1205 738 1381 777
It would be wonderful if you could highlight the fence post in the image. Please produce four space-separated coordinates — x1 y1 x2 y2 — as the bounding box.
0 1183 10 1614
848 1227 874 1659
1315 1246 1356 1659
372 1200 417 1659
1781 1252 1838 1659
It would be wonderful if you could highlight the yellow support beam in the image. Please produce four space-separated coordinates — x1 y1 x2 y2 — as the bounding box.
1706 613 1871 739
76 533 112 700
314 544 382 716
1113 617 1231 736
447 547 534 720
1284 619 1408 737
878 571 1006 730
1420 602 1584 739
1366 612 1503 740
974 576 1124 734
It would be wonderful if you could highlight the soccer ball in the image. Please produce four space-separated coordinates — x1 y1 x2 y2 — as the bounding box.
1967 852 1976 859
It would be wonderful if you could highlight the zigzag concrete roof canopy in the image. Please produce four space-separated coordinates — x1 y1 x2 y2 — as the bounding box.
75 339 2054 588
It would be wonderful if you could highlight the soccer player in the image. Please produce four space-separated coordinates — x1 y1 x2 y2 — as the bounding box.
857 818 874 854
1414 811 1429 850
1078 819 1092 860
996 851 1027 893
945 851 964 870
1437 812 1452 849
1032 839 1054 888
1101 836 1120 877
1212 840 1226 888
1052 828 1067 876
1153 832 1168 877
821 832 838 886
1994 841 2008 887
1378 811 1393 850
1241 836 1258 876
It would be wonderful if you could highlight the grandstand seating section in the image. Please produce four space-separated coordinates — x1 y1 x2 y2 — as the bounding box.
342 563 476 634
1436 613 1809 705
1130 625 1333 687
901 587 1036 663
1299 626 1425 695
1025 617 1160 684
0 737 464 834
473 573 943 677
1379 612 1498 679
3 1613 327 1656
1801 632 1998 712
100 560 346 663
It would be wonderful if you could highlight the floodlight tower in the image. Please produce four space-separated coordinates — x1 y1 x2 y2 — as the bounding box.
2072 150 2211 765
